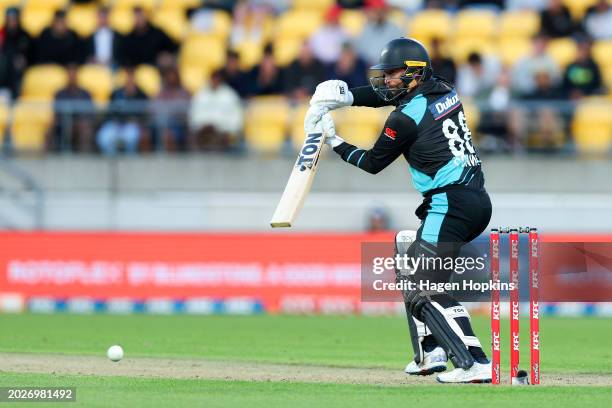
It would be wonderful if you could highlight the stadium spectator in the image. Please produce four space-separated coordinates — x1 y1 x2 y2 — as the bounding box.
223 50 251 97
338 0 366 8
456 52 501 100
355 0 404 65
49 64 95 152
309 6 350 64
429 38 456 84
540 0 578 38
458 0 503 10
562 40 604 99
115 7 177 67
366 207 391 232
511 34 560 95
423 0 458 10
247 0 289 15
198 0 239 13
229 1 266 46
386 0 423 13
284 41 326 101
246 44 283 96
152 66 191 152
34 10 88 65
97 67 148 155
189 69 243 150
523 70 565 100
87 7 117 66
0 7 32 99
325 42 368 88
585 0 612 40
509 70 565 151
478 69 513 152
505 0 548 10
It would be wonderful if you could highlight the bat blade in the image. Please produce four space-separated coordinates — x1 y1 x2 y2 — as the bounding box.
270 131 325 228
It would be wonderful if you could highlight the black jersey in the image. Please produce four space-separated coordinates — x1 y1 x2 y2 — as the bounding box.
333 76 485 195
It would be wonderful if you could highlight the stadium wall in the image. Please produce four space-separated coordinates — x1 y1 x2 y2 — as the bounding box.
1 156 612 231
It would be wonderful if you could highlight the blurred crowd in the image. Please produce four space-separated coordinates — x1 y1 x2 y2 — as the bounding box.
0 0 611 154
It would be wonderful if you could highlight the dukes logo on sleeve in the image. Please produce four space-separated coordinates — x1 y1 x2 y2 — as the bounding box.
428 89 461 120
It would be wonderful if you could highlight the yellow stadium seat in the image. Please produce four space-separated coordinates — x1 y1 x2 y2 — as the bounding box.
409 9 453 42
452 38 496 65
334 107 383 147
109 6 134 34
499 10 540 39
276 10 322 40
135 65 161 97
189 10 231 40
592 40 612 70
27 0 69 10
0 0 21 7
10 100 53 151
260 16 275 43
498 39 533 67
21 65 68 102
572 102 612 153
547 37 577 68
273 37 302 67
78 65 113 106
21 7 55 37
340 9 366 37
113 0 156 11
114 65 161 97
159 0 201 9
180 66 210 94
0 102 9 144
290 104 309 151
455 9 497 39
180 34 226 72
152 8 187 41
244 97 290 153
233 40 264 70
562 0 598 20
292 0 335 10
67 4 98 38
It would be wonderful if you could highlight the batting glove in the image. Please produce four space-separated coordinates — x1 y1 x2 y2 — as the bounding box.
321 113 345 148
310 80 354 110
304 105 328 134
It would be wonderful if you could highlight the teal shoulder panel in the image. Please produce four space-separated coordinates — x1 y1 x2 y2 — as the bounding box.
400 94 427 125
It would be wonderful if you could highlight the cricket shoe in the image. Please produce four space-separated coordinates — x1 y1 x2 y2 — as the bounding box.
436 361 492 384
404 346 448 376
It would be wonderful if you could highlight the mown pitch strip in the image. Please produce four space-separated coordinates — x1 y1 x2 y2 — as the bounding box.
1 353 611 387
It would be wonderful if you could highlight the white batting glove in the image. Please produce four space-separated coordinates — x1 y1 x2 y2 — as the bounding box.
310 80 354 110
304 105 328 134
321 113 344 148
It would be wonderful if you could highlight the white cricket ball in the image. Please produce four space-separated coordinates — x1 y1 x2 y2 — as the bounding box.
107 345 124 362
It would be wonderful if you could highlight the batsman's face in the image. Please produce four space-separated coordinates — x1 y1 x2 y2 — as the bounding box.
384 68 406 88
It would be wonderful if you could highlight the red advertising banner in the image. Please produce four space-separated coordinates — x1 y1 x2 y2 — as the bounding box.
0 232 393 313
1 232 612 314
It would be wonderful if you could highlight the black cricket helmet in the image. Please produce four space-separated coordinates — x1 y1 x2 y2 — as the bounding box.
369 37 433 101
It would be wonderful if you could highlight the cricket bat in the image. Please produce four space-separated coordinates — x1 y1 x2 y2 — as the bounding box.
270 127 326 228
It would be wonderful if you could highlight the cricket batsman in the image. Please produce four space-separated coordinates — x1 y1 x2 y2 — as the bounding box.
306 38 492 383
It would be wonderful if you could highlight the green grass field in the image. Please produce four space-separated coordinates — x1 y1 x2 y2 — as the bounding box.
0 314 611 407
